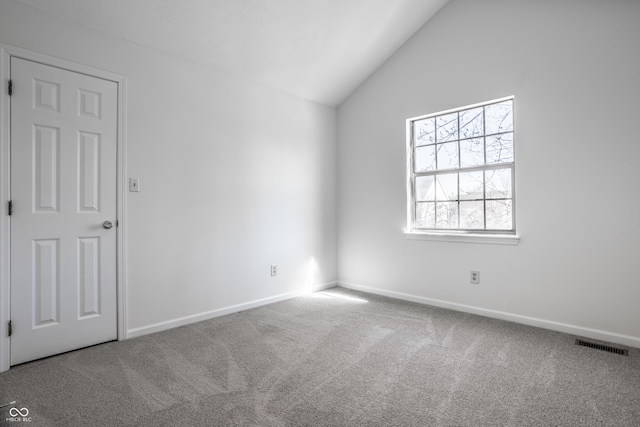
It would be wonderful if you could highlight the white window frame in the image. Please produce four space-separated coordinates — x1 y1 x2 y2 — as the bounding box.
405 96 519 245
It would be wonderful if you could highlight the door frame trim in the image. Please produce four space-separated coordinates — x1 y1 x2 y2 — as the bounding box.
0 44 128 372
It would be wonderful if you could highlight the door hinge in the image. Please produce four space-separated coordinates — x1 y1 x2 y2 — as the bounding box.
7 200 12 216
7 321 11 337
8 80 12 96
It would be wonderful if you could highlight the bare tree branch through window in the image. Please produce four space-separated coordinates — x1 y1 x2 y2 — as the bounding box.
408 97 515 233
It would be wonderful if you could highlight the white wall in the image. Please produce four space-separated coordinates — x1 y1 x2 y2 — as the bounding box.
337 0 640 345
0 0 337 334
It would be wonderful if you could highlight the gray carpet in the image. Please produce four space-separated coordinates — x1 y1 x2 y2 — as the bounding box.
1 287 639 426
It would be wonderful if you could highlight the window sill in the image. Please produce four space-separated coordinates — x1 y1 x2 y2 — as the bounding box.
404 231 520 245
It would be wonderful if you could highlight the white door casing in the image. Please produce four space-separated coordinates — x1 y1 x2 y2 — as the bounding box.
9 57 117 365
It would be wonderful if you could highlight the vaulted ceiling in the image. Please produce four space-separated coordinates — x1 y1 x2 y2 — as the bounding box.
14 0 449 106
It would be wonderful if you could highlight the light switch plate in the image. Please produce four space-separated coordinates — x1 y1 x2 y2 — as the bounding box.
129 177 140 192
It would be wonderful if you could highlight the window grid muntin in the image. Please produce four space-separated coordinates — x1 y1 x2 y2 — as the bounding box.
409 97 515 234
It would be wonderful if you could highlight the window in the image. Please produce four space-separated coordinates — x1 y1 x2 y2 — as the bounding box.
407 97 515 236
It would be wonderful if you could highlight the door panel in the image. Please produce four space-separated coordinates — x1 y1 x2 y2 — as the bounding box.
10 57 118 365
33 238 59 327
33 125 60 212
78 132 101 212
78 236 101 318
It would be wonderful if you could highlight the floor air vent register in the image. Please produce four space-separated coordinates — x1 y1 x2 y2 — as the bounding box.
574 338 629 356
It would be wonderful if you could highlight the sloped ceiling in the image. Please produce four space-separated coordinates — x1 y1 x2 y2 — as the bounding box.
13 0 449 106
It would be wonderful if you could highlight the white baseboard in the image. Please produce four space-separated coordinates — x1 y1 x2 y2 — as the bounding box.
338 281 640 349
127 281 337 339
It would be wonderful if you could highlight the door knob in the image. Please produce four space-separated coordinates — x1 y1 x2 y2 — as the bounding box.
103 220 114 229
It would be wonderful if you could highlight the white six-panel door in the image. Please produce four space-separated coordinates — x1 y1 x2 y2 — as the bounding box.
10 57 117 365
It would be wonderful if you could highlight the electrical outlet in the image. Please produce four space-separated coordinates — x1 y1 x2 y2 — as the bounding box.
271 265 277 277
470 271 480 284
